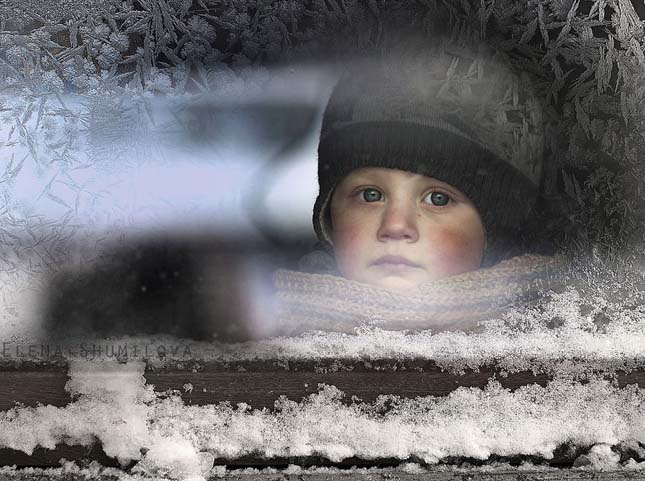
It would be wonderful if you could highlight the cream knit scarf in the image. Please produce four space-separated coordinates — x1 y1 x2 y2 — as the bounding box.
272 254 568 335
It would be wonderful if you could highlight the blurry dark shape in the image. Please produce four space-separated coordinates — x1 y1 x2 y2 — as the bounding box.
176 99 322 245
42 236 305 342
243 110 322 245
176 101 319 148
43 93 323 342
167 95 323 245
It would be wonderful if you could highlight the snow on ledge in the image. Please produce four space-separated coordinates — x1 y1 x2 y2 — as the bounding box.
4 287 644 377
1 360 645 479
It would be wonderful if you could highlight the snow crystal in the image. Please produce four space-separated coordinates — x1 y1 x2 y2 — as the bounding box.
400 462 426 473
132 435 214 480
573 443 621 469
163 378 640 464
0 361 153 463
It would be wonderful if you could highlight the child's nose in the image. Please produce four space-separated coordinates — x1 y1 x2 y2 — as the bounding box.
377 201 419 242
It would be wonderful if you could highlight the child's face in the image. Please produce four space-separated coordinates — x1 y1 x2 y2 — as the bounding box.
329 167 486 291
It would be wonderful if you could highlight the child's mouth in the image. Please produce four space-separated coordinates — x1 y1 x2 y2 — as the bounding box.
371 255 422 269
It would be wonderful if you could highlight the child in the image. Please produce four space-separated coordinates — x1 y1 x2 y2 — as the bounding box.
268 40 566 336
326 166 486 291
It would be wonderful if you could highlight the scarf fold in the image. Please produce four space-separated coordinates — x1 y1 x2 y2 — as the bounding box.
272 254 568 336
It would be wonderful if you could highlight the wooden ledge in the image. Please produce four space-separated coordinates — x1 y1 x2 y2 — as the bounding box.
0 360 554 411
1 467 645 481
3 360 645 411
1 362 644 470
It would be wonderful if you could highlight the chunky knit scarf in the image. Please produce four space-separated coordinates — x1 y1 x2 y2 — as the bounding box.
272 254 568 336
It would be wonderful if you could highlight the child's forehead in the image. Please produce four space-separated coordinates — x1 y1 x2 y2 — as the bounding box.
345 167 449 185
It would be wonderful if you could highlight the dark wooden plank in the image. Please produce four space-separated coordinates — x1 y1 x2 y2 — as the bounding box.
238 472 643 481
3 364 645 412
0 364 552 411
0 372 71 410
0 473 121 481
147 369 551 408
617 370 645 388
0 444 123 468
1 468 644 481
198 472 644 481
0 364 644 470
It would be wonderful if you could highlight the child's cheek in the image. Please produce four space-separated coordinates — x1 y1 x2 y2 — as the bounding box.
428 227 484 275
334 225 364 258
332 222 370 276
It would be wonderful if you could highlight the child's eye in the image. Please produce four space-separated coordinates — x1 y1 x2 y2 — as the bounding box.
423 191 451 206
361 188 383 202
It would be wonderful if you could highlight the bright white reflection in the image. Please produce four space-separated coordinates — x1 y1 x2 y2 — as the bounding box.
260 126 321 238
89 160 258 235
0 64 336 240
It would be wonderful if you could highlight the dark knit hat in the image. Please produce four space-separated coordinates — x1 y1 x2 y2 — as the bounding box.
313 43 545 263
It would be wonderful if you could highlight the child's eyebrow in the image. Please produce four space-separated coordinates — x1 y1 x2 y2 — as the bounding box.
345 171 463 194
